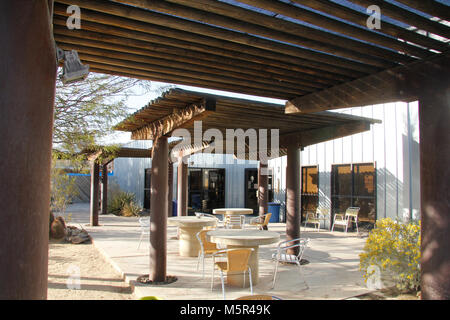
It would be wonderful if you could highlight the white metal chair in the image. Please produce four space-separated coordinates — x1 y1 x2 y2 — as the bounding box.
224 215 245 229
211 248 254 300
304 207 330 232
196 229 222 278
137 216 150 249
247 213 272 230
271 238 310 289
331 207 360 233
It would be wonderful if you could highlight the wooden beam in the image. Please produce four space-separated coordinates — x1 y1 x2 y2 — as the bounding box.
279 121 372 149
58 43 308 96
130 100 214 140
117 0 401 68
346 0 450 40
54 0 380 74
181 0 429 60
52 4 363 80
53 26 325 91
293 0 449 52
394 0 450 21
87 62 291 100
90 161 100 226
286 52 450 113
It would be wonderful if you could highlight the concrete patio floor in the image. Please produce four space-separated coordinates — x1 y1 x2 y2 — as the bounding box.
65 203 372 300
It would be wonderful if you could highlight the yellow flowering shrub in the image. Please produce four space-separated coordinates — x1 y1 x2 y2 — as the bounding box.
359 218 421 292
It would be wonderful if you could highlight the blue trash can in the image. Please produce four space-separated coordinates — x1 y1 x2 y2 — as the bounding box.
268 202 281 222
172 200 177 216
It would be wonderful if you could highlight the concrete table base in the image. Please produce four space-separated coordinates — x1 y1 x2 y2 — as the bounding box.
168 216 217 257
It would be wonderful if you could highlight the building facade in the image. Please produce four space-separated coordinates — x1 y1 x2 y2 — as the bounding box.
112 101 420 224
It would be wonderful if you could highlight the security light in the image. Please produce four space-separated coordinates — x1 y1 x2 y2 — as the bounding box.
56 46 89 84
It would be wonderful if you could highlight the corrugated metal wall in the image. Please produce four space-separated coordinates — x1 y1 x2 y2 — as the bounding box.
269 102 421 223
113 142 258 208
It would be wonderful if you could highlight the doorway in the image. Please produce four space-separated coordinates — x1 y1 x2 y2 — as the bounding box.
188 168 225 214
245 168 259 215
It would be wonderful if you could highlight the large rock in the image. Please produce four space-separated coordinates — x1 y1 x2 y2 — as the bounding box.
50 216 66 239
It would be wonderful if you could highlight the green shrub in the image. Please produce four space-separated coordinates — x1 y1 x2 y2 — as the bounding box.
107 191 142 217
108 191 136 215
359 218 421 293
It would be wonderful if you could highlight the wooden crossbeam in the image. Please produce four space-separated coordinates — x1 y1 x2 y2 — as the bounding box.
130 99 215 140
286 52 450 114
278 120 373 149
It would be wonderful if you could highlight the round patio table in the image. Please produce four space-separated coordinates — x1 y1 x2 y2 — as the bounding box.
206 229 280 287
212 208 253 228
168 216 217 257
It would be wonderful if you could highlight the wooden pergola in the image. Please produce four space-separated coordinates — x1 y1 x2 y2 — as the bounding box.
0 0 448 299
114 87 379 283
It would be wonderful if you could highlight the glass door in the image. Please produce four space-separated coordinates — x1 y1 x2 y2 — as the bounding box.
301 166 319 223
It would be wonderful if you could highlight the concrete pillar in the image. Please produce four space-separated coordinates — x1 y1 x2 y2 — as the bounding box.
90 162 100 226
0 1 56 299
177 155 188 216
286 142 301 255
150 136 168 282
419 90 450 300
258 162 269 230
101 163 108 215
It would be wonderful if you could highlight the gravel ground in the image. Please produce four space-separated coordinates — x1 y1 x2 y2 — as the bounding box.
47 240 134 300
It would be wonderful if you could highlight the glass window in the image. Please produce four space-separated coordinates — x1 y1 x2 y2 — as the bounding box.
301 166 319 222
331 163 376 225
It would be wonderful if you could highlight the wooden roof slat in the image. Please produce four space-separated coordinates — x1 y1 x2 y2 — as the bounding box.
87 62 291 100
53 26 326 90
55 0 380 74
394 0 450 22
115 0 399 68
346 0 450 39
293 0 449 51
53 4 363 81
172 0 431 60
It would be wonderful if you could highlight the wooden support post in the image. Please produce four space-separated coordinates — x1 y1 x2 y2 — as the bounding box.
90 162 100 226
101 164 108 215
286 142 301 255
0 1 56 299
149 136 168 282
419 90 450 300
258 162 269 230
177 155 188 217
168 160 173 217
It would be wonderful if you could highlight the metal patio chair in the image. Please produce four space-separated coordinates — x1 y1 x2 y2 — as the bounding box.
331 207 360 233
210 248 254 300
137 216 150 249
271 238 310 289
247 213 272 230
304 207 330 232
224 215 245 229
196 229 222 278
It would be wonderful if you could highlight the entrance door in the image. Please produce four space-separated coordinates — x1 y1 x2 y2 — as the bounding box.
331 163 376 225
301 166 319 223
245 168 258 215
188 168 225 214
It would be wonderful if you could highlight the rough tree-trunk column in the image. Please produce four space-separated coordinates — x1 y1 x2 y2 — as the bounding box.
258 162 269 230
168 160 173 217
150 136 169 282
177 155 188 217
419 91 450 300
101 164 108 215
90 162 100 226
286 142 301 255
0 1 56 299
